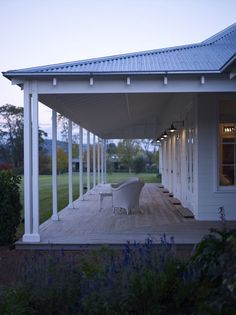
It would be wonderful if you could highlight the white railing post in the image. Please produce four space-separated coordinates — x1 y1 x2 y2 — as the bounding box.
79 126 83 199
87 130 90 191
68 119 73 207
52 110 59 221
93 134 96 188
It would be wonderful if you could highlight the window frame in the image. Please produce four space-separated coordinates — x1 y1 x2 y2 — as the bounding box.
217 100 236 192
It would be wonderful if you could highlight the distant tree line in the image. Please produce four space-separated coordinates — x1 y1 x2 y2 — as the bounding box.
0 105 159 175
107 139 159 174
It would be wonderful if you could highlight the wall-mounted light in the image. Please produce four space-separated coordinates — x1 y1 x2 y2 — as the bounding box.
168 123 176 133
156 138 161 143
163 130 168 138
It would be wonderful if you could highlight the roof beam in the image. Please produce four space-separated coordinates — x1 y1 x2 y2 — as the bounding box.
230 68 236 80
89 77 94 86
33 75 236 94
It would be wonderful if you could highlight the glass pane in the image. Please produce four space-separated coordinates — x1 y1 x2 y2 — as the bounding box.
222 144 234 164
219 165 234 186
219 122 236 186
222 138 234 143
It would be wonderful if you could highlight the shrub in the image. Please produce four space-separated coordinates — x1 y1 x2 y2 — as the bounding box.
0 287 36 315
1 228 236 314
0 163 14 171
188 227 236 315
133 154 146 173
0 170 22 245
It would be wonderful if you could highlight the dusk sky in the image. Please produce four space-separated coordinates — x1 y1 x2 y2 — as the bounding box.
1 0 236 138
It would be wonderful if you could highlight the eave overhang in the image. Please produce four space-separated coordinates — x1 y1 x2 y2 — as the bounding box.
2 70 222 80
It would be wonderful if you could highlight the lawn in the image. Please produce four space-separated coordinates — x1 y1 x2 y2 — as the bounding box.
20 172 160 224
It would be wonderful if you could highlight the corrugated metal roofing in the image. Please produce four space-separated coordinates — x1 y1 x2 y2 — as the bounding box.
3 23 236 76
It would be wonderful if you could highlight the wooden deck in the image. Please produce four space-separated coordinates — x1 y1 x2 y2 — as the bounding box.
17 183 236 248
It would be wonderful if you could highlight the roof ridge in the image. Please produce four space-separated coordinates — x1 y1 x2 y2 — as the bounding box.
201 23 236 45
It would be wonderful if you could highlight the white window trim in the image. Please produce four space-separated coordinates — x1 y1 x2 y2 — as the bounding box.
215 99 236 193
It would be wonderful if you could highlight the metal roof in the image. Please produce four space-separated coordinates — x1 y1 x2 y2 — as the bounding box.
3 23 236 77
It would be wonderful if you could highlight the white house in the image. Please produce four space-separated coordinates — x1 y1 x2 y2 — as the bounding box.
3 23 236 243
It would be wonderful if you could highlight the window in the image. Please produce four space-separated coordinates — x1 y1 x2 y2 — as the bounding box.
219 101 236 187
219 123 236 186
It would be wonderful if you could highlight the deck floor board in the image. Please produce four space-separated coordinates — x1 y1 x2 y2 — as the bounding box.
18 183 236 246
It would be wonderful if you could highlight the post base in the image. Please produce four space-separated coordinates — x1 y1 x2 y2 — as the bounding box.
51 214 59 221
22 233 40 243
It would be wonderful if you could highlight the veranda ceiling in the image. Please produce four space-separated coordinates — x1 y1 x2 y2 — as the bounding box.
39 92 180 139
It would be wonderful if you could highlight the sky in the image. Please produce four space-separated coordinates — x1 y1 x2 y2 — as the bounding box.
1 0 236 138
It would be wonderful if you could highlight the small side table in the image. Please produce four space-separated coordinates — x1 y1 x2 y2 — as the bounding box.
99 192 112 211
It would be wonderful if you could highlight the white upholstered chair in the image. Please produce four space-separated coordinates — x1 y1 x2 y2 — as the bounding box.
112 180 144 214
110 177 139 189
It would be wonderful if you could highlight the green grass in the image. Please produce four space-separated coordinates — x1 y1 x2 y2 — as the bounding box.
19 172 160 226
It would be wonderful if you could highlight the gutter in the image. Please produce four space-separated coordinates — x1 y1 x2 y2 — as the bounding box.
2 70 222 80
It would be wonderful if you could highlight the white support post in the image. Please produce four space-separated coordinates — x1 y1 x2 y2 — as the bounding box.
87 130 90 191
31 82 40 241
51 110 59 220
97 138 100 184
101 139 104 184
22 82 33 242
93 134 96 188
104 140 107 184
79 126 83 199
68 119 73 207
159 145 162 175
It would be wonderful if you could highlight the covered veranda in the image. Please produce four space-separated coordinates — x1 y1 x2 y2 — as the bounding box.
5 74 236 245
3 23 236 245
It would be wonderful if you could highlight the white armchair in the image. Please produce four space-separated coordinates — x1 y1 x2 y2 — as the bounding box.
110 177 139 189
112 180 144 214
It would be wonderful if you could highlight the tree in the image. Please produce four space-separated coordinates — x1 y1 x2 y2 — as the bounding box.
57 114 79 143
133 154 146 173
57 148 68 174
135 139 154 164
0 104 48 173
117 140 140 173
0 104 24 169
107 142 117 155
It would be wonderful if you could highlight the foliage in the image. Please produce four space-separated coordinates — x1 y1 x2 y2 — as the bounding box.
1 226 236 314
0 170 22 245
0 163 14 171
0 104 49 174
39 153 52 175
57 114 79 143
0 287 37 315
188 226 236 315
0 104 24 169
133 153 146 173
57 148 68 174
107 142 117 155
117 139 140 172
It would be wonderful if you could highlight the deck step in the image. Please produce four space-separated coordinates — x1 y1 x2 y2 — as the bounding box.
169 197 181 205
169 193 174 197
175 205 194 218
157 184 164 188
161 189 169 193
